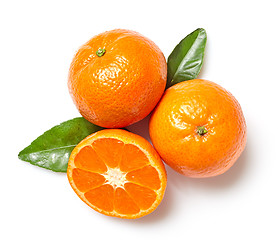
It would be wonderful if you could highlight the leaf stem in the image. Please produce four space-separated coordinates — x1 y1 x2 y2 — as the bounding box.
96 48 106 57
196 126 208 136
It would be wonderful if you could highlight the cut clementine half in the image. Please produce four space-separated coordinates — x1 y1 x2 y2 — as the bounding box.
67 129 167 219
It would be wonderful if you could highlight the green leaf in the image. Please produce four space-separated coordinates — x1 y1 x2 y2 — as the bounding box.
18 117 103 172
167 28 207 88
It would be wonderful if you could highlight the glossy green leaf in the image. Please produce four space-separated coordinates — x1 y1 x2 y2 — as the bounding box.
18 117 103 172
167 28 207 88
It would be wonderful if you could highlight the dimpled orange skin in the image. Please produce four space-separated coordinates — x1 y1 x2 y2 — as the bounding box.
68 29 167 128
149 79 247 178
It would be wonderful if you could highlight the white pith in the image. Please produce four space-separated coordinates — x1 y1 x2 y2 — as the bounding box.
101 167 127 188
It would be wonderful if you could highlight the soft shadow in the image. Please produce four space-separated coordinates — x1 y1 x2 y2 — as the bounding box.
126 114 151 141
132 182 174 224
169 142 250 190
193 143 250 189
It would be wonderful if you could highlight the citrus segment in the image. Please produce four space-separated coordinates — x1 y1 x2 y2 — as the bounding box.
92 138 124 168
74 146 107 173
114 188 140 214
84 185 114 212
126 165 161 190
67 129 167 219
124 183 157 210
119 144 149 172
72 168 105 192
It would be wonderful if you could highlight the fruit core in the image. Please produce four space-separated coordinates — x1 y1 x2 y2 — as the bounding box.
102 168 127 188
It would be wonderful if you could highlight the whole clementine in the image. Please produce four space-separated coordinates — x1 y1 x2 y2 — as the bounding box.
149 79 247 178
68 29 167 128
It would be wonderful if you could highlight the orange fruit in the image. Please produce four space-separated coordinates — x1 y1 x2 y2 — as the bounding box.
149 79 247 178
68 29 167 128
67 129 167 219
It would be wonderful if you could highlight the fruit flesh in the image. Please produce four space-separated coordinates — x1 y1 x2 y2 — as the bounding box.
67 130 167 218
72 140 161 214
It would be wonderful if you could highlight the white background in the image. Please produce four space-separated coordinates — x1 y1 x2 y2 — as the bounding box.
1 0 277 239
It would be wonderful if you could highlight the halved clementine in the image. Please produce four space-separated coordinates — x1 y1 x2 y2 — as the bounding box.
67 129 167 219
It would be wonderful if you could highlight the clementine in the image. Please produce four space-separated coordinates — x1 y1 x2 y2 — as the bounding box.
149 79 247 178
67 129 167 219
68 29 167 128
